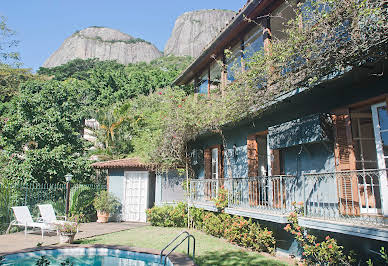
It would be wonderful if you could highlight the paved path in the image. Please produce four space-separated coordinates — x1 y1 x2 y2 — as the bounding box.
0 222 147 254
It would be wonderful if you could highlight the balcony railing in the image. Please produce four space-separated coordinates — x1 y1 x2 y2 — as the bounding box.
189 179 227 205
228 176 296 215
303 169 387 225
189 169 388 226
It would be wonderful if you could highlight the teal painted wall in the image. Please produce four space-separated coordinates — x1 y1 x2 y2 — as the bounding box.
108 169 124 202
191 72 387 181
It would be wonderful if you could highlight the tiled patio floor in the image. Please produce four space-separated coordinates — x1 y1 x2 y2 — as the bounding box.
0 222 147 254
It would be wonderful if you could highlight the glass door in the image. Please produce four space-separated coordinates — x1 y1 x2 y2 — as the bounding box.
371 102 388 216
350 106 381 214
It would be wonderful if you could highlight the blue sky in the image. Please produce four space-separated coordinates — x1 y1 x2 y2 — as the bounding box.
1 1 246 71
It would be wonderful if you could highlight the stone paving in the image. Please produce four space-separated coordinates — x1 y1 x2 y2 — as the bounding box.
0 221 147 254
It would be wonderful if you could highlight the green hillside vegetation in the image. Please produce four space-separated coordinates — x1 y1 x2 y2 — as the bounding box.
0 55 192 184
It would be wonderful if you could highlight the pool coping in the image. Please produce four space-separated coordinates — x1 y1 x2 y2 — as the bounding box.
0 244 195 266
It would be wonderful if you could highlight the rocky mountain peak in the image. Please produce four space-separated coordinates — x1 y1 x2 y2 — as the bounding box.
164 9 236 58
43 27 162 68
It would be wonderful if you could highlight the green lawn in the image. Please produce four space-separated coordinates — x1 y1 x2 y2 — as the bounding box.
77 226 290 266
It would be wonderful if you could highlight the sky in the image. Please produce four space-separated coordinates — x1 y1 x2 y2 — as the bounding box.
1 1 246 72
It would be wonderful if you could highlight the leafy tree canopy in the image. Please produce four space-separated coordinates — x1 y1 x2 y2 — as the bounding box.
0 64 47 116
0 79 94 184
38 55 193 110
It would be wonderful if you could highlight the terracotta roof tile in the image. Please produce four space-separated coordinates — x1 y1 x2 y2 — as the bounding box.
91 158 152 169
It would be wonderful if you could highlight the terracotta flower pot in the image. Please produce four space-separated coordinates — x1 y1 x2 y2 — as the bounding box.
97 210 110 223
59 232 76 244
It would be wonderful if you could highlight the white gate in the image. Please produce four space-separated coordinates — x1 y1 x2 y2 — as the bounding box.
122 171 149 222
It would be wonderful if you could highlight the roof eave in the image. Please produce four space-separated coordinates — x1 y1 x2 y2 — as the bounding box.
172 0 272 86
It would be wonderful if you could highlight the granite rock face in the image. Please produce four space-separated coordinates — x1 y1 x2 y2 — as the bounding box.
43 27 162 67
164 10 236 58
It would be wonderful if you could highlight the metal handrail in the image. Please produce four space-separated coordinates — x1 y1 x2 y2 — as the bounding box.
160 231 195 266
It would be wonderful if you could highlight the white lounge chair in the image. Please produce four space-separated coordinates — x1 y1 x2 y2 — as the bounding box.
37 204 66 224
6 206 52 239
38 204 78 233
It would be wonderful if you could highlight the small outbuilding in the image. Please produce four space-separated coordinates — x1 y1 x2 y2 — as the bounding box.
92 158 156 222
92 158 187 223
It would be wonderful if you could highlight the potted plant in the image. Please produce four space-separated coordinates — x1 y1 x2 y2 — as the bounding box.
93 190 120 223
56 217 79 244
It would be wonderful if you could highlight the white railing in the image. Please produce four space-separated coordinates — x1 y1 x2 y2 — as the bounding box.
228 176 297 215
189 169 388 227
189 179 227 205
303 169 387 225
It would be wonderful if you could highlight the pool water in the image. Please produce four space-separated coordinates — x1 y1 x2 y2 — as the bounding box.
2 248 173 266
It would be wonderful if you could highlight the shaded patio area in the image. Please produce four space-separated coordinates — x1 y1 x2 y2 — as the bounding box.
0 221 147 254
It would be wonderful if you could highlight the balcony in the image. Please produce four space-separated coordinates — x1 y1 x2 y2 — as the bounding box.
189 169 388 241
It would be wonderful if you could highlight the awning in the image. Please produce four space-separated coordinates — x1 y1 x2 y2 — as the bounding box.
268 113 332 150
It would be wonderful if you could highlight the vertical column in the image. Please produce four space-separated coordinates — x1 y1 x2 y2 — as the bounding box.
241 39 245 72
263 16 275 85
207 66 211 95
220 53 227 96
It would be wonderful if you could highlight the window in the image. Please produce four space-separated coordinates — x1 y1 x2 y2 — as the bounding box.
271 1 298 41
204 145 223 180
226 43 243 83
211 148 219 179
243 24 264 66
195 70 208 94
333 102 387 216
350 106 378 170
209 61 222 92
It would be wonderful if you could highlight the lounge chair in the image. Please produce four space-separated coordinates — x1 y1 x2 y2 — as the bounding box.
6 206 52 238
37 204 66 224
38 204 78 233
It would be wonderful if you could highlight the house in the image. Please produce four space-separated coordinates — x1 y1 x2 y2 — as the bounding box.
92 158 186 222
173 0 387 256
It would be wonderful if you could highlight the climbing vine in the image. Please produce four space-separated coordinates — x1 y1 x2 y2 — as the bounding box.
122 0 387 168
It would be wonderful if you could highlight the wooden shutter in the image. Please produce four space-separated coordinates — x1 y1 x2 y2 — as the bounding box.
247 135 259 206
332 108 359 216
271 149 285 208
271 150 281 175
204 148 211 179
204 148 212 199
247 134 259 177
218 145 224 182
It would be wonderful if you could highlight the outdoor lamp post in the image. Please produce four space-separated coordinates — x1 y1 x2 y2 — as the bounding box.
65 173 73 219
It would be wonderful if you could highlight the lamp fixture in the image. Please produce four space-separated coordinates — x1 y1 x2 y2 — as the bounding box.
65 173 73 182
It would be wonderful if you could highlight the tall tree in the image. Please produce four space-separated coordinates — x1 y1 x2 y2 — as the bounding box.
0 79 94 184
0 16 20 66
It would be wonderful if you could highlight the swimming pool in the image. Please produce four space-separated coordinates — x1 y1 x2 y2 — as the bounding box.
1 247 173 266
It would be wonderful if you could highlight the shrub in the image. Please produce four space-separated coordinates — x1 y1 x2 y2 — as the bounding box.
284 207 355 265
169 202 187 227
202 212 230 238
93 190 120 214
146 203 276 254
146 205 173 226
146 202 187 227
224 216 275 254
213 186 228 212
70 185 98 222
188 206 204 229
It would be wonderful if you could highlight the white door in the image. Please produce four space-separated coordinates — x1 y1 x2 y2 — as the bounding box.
371 102 388 217
122 171 149 222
